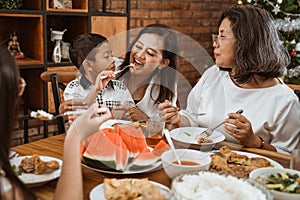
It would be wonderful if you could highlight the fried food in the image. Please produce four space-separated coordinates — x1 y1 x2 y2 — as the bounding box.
209 146 273 178
104 178 166 200
198 137 213 144
18 154 59 175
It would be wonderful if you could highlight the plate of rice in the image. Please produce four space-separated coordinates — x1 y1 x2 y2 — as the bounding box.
171 171 272 200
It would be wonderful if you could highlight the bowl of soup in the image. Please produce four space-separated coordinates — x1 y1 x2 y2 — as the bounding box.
161 149 211 179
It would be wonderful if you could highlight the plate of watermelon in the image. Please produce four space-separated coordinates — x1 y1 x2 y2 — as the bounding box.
81 124 170 174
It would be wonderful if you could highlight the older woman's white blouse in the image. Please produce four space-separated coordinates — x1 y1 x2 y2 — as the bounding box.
181 65 300 154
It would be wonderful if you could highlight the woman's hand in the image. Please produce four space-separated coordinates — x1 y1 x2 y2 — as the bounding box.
129 107 148 121
59 99 88 114
67 103 112 140
158 100 181 126
224 112 260 148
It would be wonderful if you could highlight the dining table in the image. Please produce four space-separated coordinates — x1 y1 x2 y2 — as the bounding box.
10 133 291 200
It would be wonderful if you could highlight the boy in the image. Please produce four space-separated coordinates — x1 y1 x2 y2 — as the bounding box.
60 33 134 115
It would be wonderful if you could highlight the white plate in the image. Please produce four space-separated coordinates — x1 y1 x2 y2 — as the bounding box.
89 181 171 200
99 119 132 129
82 160 161 175
219 150 283 169
170 127 225 150
10 156 62 187
9 150 18 159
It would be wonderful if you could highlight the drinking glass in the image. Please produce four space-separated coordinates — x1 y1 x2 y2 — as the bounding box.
109 101 131 120
146 117 165 148
290 149 300 170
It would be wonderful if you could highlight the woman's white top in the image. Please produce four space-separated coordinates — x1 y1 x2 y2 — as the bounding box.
181 65 300 154
134 74 177 118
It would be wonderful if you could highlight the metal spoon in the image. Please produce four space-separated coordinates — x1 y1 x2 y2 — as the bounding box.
164 129 181 165
99 64 135 79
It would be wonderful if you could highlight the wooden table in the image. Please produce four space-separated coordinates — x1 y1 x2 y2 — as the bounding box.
11 134 290 200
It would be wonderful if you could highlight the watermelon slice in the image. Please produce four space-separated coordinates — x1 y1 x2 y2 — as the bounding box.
131 140 170 168
81 125 170 172
117 125 148 157
130 150 160 168
152 140 170 157
82 129 129 171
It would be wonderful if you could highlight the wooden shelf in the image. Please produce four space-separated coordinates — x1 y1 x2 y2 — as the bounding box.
46 0 88 12
0 0 130 115
0 13 44 66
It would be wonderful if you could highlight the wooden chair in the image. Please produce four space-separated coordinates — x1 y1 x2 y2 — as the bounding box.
40 70 78 134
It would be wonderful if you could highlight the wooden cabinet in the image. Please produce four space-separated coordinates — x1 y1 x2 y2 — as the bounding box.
0 0 130 111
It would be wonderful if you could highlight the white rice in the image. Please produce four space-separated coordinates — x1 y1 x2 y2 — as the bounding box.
172 172 267 200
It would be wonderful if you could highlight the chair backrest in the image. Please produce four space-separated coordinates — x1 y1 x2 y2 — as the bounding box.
50 73 65 133
40 70 78 134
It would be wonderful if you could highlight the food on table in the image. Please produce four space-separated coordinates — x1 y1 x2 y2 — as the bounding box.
81 124 170 171
12 164 22 176
198 137 213 144
104 178 166 200
209 146 273 178
30 110 54 120
172 171 268 200
18 154 59 175
259 172 300 193
128 63 136 73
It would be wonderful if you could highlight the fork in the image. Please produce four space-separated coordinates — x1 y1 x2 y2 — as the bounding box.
199 109 243 137
31 108 107 121
99 64 135 79
31 110 87 121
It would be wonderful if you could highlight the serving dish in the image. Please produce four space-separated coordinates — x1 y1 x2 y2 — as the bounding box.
10 156 62 187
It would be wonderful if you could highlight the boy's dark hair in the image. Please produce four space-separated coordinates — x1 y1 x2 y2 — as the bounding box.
69 33 107 74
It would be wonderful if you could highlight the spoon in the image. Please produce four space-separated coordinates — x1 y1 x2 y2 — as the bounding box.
163 129 181 165
99 64 135 79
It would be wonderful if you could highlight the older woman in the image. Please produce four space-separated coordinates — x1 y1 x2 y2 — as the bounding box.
158 5 300 154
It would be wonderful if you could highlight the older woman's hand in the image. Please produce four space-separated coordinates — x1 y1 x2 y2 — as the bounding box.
224 112 261 148
158 100 181 126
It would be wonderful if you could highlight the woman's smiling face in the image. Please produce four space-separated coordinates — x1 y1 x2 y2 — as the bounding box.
213 18 236 69
130 33 166 76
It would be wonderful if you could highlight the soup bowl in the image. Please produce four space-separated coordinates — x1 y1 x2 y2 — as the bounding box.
161 149 211 179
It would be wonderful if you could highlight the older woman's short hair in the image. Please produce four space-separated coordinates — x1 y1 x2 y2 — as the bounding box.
218 5 290 84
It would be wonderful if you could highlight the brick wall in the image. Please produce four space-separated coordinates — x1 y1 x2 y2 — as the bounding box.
129 0 236 107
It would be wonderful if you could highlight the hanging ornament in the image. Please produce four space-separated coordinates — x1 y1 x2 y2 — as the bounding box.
247 0 252 3
277 0 282 4
237 0 243 5
284 17 291 22
290 50 297 57
272 4 280 15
